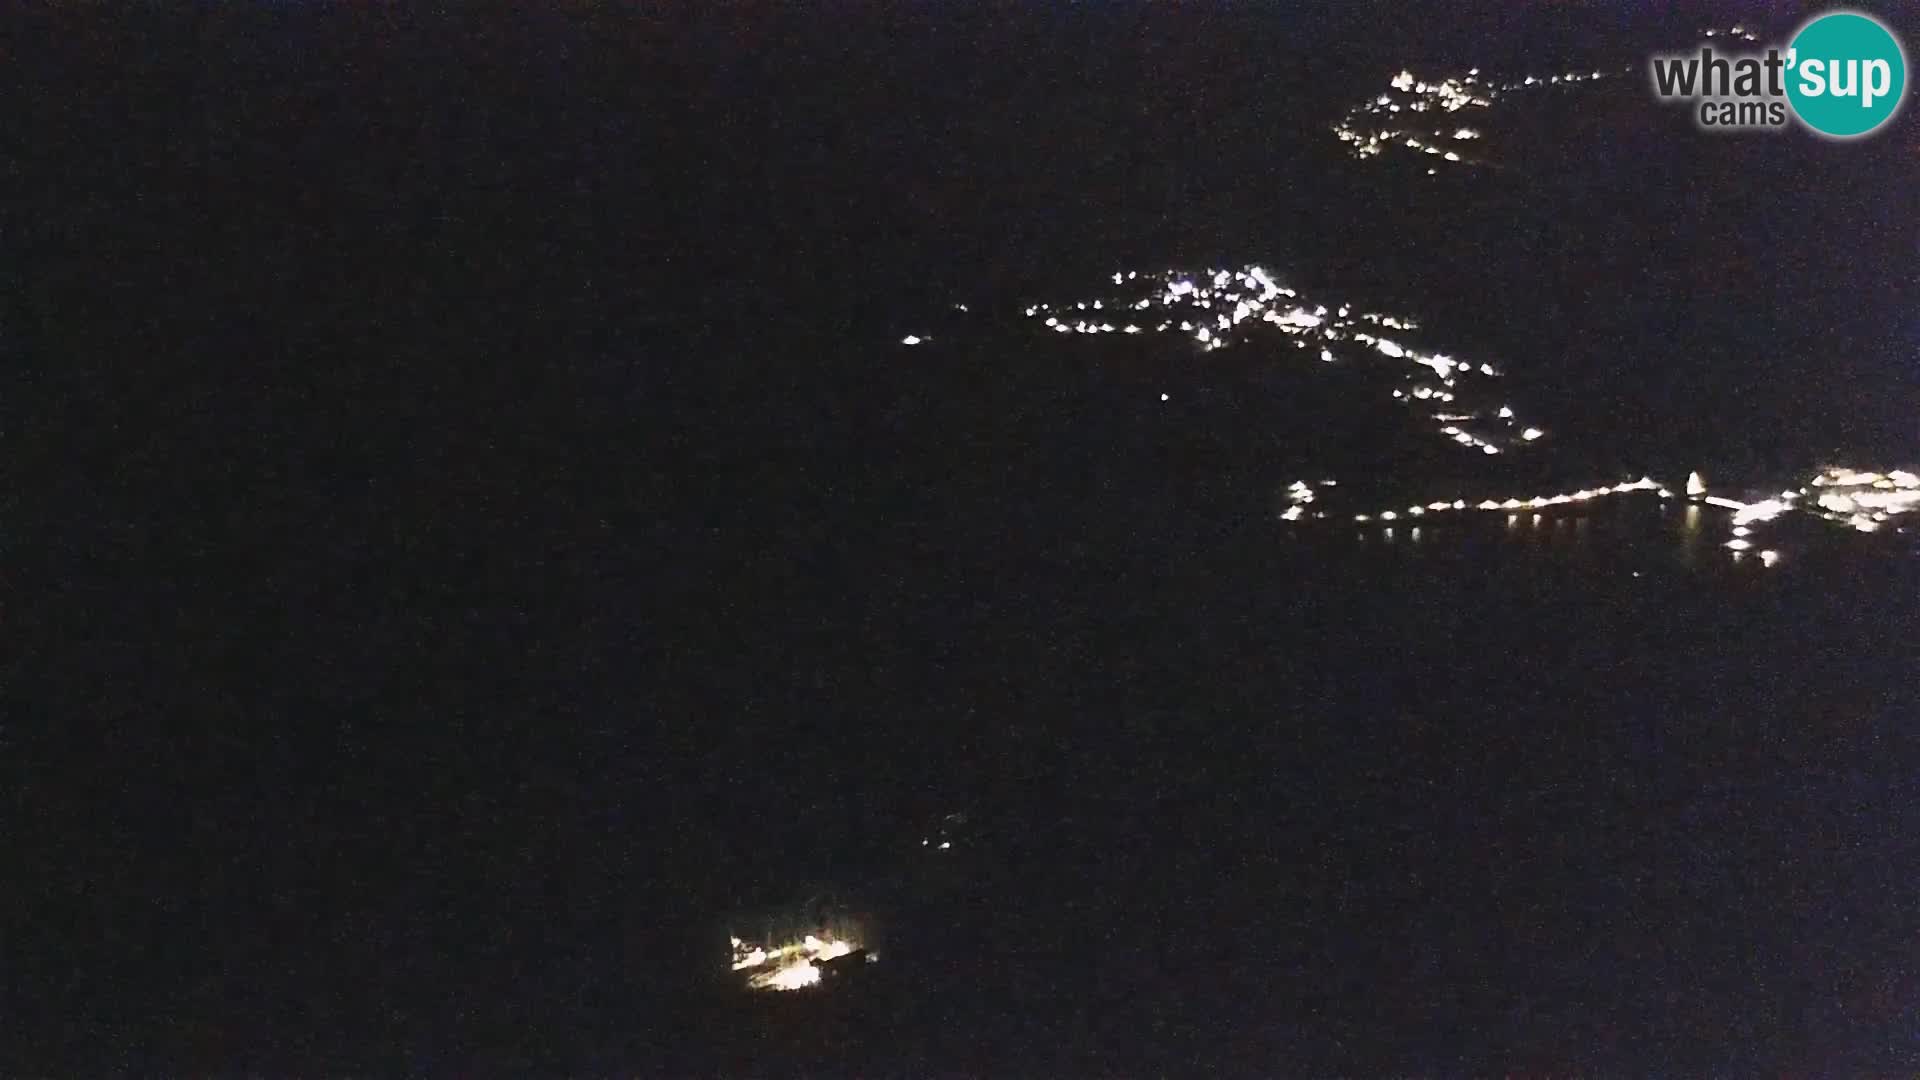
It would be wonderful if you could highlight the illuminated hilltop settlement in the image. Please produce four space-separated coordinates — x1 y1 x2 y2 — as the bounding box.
1329 28 1759 173
1331 66 1618 171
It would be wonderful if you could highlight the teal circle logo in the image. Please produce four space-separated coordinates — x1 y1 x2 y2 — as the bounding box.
1786 11 1907 138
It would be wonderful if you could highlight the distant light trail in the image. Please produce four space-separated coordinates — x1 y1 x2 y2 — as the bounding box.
1016 265 1548 459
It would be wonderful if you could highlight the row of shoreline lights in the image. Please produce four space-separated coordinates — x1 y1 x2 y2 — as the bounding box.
1288 468 1918 564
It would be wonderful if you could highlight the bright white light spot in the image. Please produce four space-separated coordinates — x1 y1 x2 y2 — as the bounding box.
1521 428 1543 441
762 963 821 991
1731 499 1788 526
1687 471 1707 497
901 335 923 346
1160 392 1169 402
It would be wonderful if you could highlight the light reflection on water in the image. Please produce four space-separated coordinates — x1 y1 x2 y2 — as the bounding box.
1297 496 1795 579
1678 503 1705 568
1283 488 1884 581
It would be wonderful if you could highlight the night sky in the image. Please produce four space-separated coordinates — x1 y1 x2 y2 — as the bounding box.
14 3 1920 1074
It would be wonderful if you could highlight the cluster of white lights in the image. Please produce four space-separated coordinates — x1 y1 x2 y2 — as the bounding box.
1332 66 1615 170
1020 266 1547 457
1702 26 1759 42
1674 466 1918 560
730 932 861 992
1683 467 1917 561
1280 478 1341 521
1804 468 1920 534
